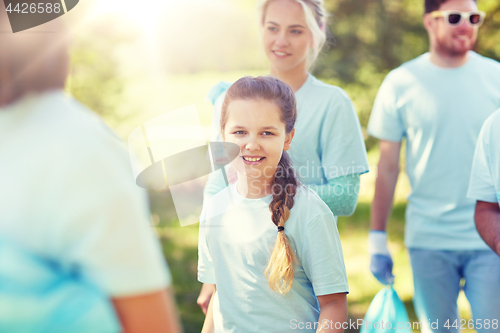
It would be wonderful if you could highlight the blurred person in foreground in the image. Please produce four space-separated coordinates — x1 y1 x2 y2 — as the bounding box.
467 109 500 257
0 5 182 333
367 0 500 332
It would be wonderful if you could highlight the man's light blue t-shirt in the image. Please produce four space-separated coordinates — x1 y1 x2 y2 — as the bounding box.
198 183 348 333
467 109 500 206
368 51 500 250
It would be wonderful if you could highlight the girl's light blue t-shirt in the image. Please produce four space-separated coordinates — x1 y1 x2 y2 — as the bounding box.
368 51 500 250
198 183 348 333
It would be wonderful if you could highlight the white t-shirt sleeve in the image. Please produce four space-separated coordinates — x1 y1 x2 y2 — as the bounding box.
198 209 216 284
299 213 349 296
320 91 369 177
367 72 405 142
467 117 497 203
54 139 171 297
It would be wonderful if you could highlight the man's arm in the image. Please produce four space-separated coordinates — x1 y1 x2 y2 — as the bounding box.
111 287 182 333
474 200 500 256
368 140 401 285
316 293 348 332
370 140 401 231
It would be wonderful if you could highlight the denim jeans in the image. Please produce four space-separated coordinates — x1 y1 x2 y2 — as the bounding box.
409 249 500 333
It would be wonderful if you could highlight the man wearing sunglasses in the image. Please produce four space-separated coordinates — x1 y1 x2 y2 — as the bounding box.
367 0 500 332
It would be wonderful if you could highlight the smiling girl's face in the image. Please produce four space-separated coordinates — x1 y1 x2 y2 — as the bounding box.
261 0 313 75
222 99 294 184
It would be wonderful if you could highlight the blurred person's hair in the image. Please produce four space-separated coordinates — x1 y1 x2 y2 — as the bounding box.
257 0 328 66
0 2 69 107
425 0 477 14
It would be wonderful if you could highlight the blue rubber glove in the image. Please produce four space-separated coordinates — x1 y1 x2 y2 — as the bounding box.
370 254 395 285
368 231 395 285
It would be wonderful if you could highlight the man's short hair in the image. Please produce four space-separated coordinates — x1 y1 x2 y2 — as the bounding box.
425 0 477 14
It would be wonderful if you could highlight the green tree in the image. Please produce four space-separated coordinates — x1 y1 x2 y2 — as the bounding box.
66 18 136 122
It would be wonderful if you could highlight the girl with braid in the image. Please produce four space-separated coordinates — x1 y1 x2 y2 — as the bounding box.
198 76 348 333
199 0 368 313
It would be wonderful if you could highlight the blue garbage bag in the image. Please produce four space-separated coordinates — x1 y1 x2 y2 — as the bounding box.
360 286 411 333
0 238 121 333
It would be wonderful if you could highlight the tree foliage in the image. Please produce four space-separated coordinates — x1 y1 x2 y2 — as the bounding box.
67 18 136 122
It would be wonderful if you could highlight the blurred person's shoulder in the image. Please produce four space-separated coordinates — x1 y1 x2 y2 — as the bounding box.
28 90 130 168
490 108 500 124
0 90 136 189
481 108 500 139
43 91 124 152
